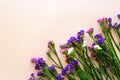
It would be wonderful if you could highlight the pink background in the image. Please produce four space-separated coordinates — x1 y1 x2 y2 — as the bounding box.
0 0 120 80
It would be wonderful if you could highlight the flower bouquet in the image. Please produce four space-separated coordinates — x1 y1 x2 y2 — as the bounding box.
28 14 120 80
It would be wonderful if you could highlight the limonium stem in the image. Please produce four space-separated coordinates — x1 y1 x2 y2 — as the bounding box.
54 50 63 68
49 46 63 68
47 53 61 68
101 24 120 64
28 16 120 80
66 74 76 80
109 32 120 51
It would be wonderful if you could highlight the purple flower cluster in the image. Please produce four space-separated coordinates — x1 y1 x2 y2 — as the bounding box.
94 34 106 45
67 36 76 45
66 30 84 46
94 34 103 39
49 66 55 71
108 18 112 23
56 74 64 80
28 71 43 80
61 60 78 76
96 37 106 45
107 16 120 29
88 34 105 51
28 14 120 80
108 22 120 29
108 23 112 28
61 64 74 76
28 73 35 80
33 58 46 70
37 71 42 76
117 14 120 19
77 30 84 39
113 23 118 28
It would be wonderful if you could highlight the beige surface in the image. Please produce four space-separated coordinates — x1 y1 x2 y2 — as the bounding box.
0 0 120 80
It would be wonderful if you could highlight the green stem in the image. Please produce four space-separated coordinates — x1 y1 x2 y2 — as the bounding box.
49 46 63 68
109 32 120 51
101 24 120 65
54 50 63 68
47 54 61 68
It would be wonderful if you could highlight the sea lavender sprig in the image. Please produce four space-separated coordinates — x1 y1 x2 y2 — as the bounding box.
28 14 120 80
107 17 120 51
97 18 120 63
48 40 63 68
65 30 104 80
86 27 120 80
28 58 54 80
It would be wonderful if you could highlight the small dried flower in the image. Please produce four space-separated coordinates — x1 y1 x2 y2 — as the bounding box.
108 18 112 23
86 28 94 34
37 71 42 76
94 33 103 39
56 74 64 80
117 14 120 19
66 36 77 46
96 37 106 45
77 30 84 39
108 23 112 28
31 57 37 63
113 23 117 28
49 66 55 71
97 19 102 24
34 58 46 70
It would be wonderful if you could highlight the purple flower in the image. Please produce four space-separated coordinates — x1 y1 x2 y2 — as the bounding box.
108 23 112 28
76 38 82 44
77 30 84 39
77 30 84 35
66 36 76 46
72 60 78 65
35 58 46 70
118 23 120 28
56 74 64 80
117 14 120 19
30 73 35 77
69 64 74 73
61 66 68 76
61 60 78 76
61 64 74 76
94 34 103 39
49 66 55 71
37 71 42 76
113 23 117 28
96 38 106 45
28 73 35 80
108 18 112 23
